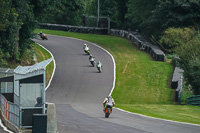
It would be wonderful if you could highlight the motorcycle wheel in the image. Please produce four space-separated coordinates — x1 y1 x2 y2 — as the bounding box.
91 62 95 67
105 114 109 118
105 108 110 118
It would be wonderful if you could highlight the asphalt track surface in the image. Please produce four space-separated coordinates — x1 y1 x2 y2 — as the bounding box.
33 35 200 133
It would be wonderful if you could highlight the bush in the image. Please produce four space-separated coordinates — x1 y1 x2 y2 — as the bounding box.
0 48 7 67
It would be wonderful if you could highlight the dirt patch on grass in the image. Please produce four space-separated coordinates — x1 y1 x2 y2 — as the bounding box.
33 53 38 63
123 61 130 74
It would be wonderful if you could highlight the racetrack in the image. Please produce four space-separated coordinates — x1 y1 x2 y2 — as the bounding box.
33 35 200 133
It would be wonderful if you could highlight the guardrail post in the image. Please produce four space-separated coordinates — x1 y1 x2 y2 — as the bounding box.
178 76 183 105
43 69 46 114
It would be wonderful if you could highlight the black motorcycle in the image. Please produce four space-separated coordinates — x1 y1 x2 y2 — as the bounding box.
104 101 113 118
90 58 96 67
41 34 48 40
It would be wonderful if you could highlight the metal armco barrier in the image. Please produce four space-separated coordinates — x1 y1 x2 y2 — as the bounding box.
187 95 200 106
110 29 165 61
39 23 108 35
0 94 20 128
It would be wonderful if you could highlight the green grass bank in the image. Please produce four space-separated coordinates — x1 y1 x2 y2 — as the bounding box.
34 29 200 125
32 43 54 86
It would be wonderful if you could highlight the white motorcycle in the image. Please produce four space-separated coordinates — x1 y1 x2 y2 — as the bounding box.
84 47 90 55
97 64 102 73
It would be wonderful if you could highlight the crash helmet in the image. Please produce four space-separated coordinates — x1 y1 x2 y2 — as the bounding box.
89 54 93 57
108 96 112 99
108 96 112 101
84 44 87 46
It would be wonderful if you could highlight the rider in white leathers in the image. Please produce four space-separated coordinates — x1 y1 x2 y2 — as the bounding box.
102 96 115 111
96 61 103 68
83 44 89 51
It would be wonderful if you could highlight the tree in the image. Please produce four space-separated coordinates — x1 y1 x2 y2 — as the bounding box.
0 0 21 61
159 27 195 53
175 34 200 95
150 0 200 35
0 0 61 63
126 0 157 33
0 0 9 31
39 0 84 26
115 0 128 29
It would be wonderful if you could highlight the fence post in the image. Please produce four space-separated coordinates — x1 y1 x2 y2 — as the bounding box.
178 75 183 105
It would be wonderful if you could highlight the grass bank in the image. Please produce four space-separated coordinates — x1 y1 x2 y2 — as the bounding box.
34 29 200 125
32 43 54 86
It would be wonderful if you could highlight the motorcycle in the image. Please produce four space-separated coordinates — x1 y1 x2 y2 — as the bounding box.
84 49 90 55
97 64 102 73
41 34 48 40
104 101 113 118
90 58 96 67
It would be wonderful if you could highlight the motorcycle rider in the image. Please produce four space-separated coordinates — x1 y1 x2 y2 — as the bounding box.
39 31 43 36
102 96 115 111
96 61 103 69
89 54 95 61
40 31 46 39
83 44 89 52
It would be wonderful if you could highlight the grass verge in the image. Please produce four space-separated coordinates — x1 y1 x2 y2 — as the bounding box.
117 104 200 124
34 29 200 125
32 43 54 86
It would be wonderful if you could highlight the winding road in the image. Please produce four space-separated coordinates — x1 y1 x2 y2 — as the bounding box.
33 35 200 133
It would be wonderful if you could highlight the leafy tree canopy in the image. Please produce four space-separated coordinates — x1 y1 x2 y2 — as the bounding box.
0 0 60 64
175 34 200 95
150 0 200 34
159 27 195 53
126 0 157 33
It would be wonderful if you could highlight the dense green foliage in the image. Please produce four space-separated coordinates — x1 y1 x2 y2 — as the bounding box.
126 0 157 33
0 0 60 66
151 0 200 32
159 27 195 53
40 0 84 25
159 27 200 95
175 34 200 95
0 0 20 65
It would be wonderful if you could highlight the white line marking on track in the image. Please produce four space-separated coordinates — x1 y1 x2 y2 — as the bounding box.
0 119 13 133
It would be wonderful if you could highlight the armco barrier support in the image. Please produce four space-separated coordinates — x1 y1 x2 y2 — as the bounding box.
46 103 57 133
171 67 184 103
